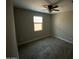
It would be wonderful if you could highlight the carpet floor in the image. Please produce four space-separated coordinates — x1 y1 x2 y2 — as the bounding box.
19 37 73 59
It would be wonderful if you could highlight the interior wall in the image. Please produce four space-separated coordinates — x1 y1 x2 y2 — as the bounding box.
51 11 73 43
6 0 18 58
14 7 51 44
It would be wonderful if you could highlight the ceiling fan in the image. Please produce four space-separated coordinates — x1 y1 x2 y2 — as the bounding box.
43 0 63 12
43 4 59 12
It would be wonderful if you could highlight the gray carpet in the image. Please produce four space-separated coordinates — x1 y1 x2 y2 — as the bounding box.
19 37 73 59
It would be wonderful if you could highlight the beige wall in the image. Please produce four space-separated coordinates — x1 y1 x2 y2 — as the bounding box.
6 0 19 58
14 8 52 45
14 7 73 45
52 11 73 43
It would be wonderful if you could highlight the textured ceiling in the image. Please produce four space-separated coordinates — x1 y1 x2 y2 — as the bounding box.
14 0 73 14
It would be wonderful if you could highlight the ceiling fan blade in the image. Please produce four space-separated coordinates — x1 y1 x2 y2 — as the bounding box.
43 5 48 8
52 9 59 11
52 5 58 8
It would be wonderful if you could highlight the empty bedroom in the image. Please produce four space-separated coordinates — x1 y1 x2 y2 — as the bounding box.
6 0 73 59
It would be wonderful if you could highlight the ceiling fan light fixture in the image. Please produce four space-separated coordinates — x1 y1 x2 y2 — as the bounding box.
48 9 52 12
43 0 60 13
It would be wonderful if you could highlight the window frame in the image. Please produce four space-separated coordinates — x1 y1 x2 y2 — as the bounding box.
33 16 43 32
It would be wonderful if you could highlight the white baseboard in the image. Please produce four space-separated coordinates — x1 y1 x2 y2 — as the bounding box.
18 34 51 46
54 35 73 44
6 57 18 59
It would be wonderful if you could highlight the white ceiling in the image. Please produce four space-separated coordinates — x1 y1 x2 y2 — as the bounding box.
14 0 73 14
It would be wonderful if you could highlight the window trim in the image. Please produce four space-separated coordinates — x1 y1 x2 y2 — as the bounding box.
33 16 43 32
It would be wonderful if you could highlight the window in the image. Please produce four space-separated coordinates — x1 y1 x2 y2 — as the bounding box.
33 16 43 31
